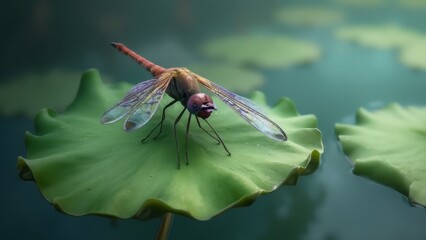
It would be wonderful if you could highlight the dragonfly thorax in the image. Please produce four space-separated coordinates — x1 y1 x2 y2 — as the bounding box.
165 68 200 105
187 93 216 119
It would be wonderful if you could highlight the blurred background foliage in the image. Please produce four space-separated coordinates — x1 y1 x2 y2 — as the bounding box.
2 0 426 239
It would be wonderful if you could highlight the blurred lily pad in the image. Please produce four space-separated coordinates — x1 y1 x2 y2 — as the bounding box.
0 70 82 117
336 24 426 71
400 0 426 8
188 64 264 93
201 35 321 69
334 0 385 7
18 69 323 220
399 42 426 70
336 24 423 49
274 6 344 27
336 104 426 207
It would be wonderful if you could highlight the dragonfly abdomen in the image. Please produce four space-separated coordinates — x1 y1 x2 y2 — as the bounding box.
111 42 165 78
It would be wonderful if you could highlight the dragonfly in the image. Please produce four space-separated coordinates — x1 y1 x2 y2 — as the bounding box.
101 42 287 168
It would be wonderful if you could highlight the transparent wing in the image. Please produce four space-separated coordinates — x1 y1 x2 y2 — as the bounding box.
123 82 168 131
101 75 173 131
194 74 287 141
101 78 158 124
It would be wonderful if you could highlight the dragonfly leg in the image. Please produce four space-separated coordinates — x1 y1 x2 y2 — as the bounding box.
174 107 187 169
202 118 231 156
195 117 220 144
185 113 192 165
141 99 178 143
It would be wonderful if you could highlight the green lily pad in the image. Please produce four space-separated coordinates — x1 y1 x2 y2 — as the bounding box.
399 41 426 70
335 24 423 49
201 35 321 69
400 0 426 8
0 70 83 117
274 6 344 27
334 0 385 7
335 104 426 206
336 24 426 71
188 64 264 93
18 69 323 220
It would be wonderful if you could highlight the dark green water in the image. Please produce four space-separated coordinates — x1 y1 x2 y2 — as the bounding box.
2 0 426 239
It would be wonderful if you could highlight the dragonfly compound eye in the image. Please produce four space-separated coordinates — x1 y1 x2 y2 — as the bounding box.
187 93 216 119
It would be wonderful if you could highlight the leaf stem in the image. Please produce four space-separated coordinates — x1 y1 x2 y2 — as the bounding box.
155 213 173 240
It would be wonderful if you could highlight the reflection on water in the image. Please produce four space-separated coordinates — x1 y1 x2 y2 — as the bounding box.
260 179 327 240
2 0 426 239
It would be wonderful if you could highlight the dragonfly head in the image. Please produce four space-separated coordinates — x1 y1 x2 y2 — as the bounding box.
187 93 216 119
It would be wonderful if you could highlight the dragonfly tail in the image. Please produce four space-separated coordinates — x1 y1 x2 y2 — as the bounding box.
110 42 165 77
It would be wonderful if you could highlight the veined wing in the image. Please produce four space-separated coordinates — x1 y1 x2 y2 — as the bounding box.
101 75 173 131
101 78 157 124
123 78 170 131
194 74 287 141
